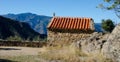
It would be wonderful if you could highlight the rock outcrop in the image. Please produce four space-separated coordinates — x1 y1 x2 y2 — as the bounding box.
76 24 120 62
76 32 109 55
102 24 120 62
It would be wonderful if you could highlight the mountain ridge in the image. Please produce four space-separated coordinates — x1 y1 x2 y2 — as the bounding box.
2 13 52 35
0 16 45 40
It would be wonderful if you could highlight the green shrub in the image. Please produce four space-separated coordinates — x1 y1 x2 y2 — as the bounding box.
101 19 115 32
33 36 41 41
32 36 47 42
7 35 22 41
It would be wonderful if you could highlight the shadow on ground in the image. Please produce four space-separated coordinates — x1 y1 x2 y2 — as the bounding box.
0 48 21 50
0 59 17 62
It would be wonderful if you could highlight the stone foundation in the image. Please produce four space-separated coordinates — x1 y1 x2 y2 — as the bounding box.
47 30 92 46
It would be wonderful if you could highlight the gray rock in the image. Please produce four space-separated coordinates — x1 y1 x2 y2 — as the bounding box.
76 32 109 55
102 24 120 62
73 24 120 62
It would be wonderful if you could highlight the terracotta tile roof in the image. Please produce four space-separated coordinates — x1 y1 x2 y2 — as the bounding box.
47 17 93 30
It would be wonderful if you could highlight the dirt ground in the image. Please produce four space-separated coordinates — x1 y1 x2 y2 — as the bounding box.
0 46 43 56
0 46 113 62
0 46 51 62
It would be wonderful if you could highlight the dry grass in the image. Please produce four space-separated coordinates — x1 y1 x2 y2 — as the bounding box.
39 44 113 62
0 46 113 62
0 55 46 62
0 44 113 62
39 45 87 62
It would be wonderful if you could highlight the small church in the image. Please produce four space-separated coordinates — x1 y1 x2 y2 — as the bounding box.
47 16 95 45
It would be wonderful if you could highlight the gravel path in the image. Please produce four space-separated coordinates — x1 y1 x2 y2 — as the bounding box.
0 46 43 56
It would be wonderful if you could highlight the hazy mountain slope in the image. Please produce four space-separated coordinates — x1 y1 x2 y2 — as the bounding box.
94 23 103 32
2 13 52 34
0 16 43 40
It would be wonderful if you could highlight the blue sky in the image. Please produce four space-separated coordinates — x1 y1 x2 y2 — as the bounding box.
0 0 119 23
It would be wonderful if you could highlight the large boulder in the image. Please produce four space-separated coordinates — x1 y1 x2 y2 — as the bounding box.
76 32 109 55
74 24 120 62
102 24 120 62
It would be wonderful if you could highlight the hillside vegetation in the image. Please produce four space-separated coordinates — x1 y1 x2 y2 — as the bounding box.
0 16 43 40
2 13 52 35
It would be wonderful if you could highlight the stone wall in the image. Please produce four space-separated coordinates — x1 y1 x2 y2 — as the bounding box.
0 40 47 47
90 19 95 31
47 30 92 46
